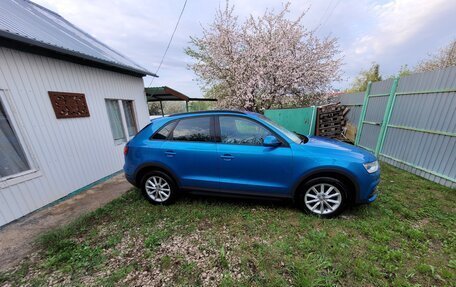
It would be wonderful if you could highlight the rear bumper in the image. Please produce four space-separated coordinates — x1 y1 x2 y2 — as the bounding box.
125 173 137 187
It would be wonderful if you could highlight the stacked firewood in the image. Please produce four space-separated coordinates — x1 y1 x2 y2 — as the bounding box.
315 103 348 139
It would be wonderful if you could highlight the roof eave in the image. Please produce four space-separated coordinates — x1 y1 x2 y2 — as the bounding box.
0 31 157 78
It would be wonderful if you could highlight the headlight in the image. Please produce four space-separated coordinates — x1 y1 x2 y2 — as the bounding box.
363 160 379 174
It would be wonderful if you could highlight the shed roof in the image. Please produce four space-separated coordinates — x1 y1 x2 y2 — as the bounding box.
0 0 155 77
146 86 189 101
145 86 218 102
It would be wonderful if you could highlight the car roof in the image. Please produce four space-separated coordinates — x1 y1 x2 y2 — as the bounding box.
168 110 261 118
149 110 263 129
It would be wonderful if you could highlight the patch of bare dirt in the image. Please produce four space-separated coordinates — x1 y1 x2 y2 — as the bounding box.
121 227 246 286
2 225 249 286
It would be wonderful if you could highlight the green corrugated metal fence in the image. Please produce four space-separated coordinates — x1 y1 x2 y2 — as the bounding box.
264 106 316 136
341 66 456 188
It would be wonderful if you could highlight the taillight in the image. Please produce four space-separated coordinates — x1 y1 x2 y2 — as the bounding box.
123 146 129 155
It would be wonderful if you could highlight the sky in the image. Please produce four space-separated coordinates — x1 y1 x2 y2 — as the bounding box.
34 0 456 97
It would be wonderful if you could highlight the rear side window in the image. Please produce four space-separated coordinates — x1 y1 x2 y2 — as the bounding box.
152 122 175 140
172 117 212 142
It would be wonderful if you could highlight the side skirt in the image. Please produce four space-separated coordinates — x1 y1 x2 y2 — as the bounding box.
180 186 292 201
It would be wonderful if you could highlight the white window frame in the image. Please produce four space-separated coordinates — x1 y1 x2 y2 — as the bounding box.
105 99 138 145
122 100 139 137
0 89 41 189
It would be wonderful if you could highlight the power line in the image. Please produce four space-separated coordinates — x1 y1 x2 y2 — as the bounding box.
148 0 188 87
314 0 334 31
316 0 340 32
320 0 334 24
320 0 340 30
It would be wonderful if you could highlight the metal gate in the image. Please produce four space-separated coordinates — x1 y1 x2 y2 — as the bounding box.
355 78 398 155
264 106 317 136
346 67 456 188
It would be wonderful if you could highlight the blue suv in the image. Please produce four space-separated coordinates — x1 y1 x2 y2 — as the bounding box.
124 110 380 217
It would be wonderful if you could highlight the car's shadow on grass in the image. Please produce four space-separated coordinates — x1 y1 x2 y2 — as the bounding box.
171 191 367 218
181 193 294 209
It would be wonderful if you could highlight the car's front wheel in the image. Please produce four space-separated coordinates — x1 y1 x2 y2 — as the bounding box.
141 171 177 205
297 177 348 218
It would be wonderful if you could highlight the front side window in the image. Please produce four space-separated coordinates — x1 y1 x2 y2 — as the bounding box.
105 99 126 144
122 100 137 136
260 115 301 144
0 98 30 177
172 117 212 142
219 116 272 145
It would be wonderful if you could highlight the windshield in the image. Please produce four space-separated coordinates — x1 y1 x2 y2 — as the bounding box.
260 115 304 144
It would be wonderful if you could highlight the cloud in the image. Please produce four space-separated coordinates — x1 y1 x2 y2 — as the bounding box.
32 0 456 95
357 0 442 55
344 0 456 85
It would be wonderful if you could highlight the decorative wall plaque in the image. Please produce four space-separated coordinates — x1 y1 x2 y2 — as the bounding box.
48 91 90 119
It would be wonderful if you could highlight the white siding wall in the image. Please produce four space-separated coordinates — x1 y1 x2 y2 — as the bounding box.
0 47 150 226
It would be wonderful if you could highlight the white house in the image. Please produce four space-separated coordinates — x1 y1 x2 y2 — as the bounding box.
0 0 155 226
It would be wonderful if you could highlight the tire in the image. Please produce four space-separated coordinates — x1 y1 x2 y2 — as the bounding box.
140 171 178 205
296 177 348 218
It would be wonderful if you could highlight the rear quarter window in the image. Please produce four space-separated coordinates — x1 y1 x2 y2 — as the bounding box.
152 121 176 140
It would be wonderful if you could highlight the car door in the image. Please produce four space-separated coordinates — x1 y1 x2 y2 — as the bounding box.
216 115 293 196
160 116 219 190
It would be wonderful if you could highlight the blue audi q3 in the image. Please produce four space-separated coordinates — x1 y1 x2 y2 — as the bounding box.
124 110 380 217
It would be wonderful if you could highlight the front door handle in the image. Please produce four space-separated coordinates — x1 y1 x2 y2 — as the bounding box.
165 150 176 157
220 154 234 161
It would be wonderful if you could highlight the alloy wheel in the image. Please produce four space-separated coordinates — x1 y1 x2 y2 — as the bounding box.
304 183 342 215
145 176 171 202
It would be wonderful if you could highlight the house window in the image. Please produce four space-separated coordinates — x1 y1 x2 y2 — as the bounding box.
0 98 31 178
122 100 138 136
105 99 126 144
105 99 138 144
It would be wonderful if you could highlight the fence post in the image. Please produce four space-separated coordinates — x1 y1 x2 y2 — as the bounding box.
309 105 317 136
355 82 372 146
375 78 399 156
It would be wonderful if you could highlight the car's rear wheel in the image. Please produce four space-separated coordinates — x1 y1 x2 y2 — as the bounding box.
297 177 348 218
141 171 177 205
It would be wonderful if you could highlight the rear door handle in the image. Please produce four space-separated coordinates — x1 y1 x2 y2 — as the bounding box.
165 150 176 157
220 154 234 161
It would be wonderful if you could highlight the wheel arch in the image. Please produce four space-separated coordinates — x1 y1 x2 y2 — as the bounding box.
134 163 179 188
292 168 359 203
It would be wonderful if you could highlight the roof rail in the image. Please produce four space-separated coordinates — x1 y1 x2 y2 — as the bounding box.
169 110 246 117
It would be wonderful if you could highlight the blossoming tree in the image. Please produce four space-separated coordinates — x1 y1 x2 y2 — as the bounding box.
186 2 342 112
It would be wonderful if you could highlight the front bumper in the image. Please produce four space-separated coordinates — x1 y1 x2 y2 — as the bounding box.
356 169 380 204
367 186 380 203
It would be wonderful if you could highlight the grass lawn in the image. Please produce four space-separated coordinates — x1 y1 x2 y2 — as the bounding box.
1 163 455 286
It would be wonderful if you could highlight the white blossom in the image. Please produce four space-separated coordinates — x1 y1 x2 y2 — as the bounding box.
186 2 342 112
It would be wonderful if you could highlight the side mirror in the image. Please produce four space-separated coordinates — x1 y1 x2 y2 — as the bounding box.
263 135 281 147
